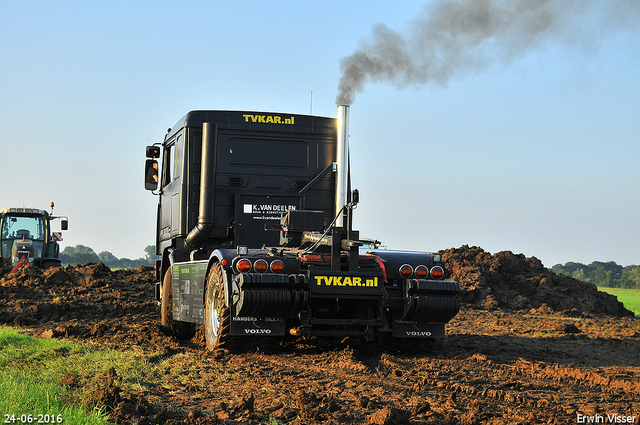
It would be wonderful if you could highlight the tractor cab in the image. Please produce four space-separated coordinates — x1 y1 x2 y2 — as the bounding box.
0 206 68 271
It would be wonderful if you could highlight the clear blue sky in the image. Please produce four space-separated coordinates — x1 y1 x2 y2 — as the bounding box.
1 1 638 267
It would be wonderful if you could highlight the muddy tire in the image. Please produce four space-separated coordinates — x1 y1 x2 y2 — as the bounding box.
204 263 247 352
161 267 195 339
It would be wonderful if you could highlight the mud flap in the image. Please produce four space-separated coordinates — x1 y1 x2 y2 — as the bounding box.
155 281 161 302
392 315 445 338
229 311 286 336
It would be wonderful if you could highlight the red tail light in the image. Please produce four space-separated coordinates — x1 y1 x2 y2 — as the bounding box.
415 265 429 279
236 258 252 273
399 264 413 278
253 259 268 273
270 259 285 274
430 266 444 280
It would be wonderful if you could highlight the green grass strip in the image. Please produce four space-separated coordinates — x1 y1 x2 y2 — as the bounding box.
0 326 112 424
599 287 640 317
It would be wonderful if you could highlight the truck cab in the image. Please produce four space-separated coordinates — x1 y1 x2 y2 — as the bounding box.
146 110 337 259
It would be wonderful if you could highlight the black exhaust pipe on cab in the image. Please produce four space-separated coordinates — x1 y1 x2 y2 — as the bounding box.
186 122 217 248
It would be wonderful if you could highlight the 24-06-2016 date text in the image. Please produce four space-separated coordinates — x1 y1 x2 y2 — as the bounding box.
3 414 63 424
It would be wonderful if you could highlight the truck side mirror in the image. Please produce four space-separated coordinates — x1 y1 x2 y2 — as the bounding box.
61 220 68 231
145 159 159 191
146 145 160 158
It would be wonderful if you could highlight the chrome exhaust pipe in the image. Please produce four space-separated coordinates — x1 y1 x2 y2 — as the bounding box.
335 105 349 228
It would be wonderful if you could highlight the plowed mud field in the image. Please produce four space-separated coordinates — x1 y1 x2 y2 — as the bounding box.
1 246 639 425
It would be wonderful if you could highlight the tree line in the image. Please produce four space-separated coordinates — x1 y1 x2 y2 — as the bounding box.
552 261 640 289
60 245 159 269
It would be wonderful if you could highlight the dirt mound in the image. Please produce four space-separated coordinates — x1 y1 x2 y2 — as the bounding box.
0 263 180 351
442 245 633 316
0 263 152 325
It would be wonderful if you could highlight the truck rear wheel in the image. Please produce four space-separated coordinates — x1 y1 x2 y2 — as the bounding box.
204 263 246 352
161 267 194 339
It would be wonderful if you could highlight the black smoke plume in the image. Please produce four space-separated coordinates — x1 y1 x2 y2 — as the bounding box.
336 0 639 105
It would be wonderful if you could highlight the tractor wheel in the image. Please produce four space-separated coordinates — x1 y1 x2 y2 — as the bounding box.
204 263 247 352
161 267 195 339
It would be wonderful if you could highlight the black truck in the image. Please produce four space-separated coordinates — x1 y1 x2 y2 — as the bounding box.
144 106 460 351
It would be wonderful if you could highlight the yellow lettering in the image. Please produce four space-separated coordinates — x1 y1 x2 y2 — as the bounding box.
244 114 294 125
313 275 378 287
366 277 378 287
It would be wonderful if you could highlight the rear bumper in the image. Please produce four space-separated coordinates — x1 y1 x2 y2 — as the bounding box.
230 272 460 339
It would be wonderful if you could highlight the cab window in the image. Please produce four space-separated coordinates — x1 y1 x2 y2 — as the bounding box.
161 143 174 187
1 215 45 241
161 132 183 187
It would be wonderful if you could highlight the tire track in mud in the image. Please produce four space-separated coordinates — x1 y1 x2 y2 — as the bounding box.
211 339 639 425
513 358 640 395
222 349 424 423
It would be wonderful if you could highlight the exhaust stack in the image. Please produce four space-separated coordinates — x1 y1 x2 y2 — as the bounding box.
335 105 349 228
186 122 217 248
